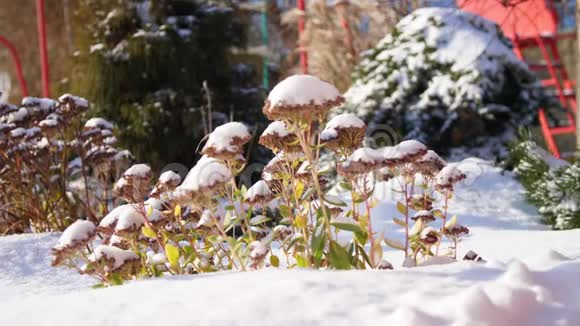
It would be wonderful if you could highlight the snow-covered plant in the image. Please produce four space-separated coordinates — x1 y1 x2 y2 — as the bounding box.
0 95 131 234
52 74 470 286
337 8 553 157
508 136 579 229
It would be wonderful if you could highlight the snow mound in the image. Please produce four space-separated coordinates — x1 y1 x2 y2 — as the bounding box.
84 117 114 130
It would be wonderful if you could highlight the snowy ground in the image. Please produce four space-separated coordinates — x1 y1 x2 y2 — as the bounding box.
1 158 579 325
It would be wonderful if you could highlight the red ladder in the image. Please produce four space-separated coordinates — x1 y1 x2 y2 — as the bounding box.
458 0 577 158
513 34 577 158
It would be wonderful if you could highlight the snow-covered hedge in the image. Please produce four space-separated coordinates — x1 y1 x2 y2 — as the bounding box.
508 139 579 229
338 8 551 157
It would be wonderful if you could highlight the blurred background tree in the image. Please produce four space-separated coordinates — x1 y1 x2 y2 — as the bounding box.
67 0 263 168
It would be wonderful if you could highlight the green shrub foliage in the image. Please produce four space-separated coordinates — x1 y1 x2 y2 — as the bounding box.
508 136 580 229
70 0 263 167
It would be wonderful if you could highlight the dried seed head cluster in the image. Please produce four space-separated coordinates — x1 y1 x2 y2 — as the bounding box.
259 121 301 153
262 75 344 120
50 74 472 285
321 113 366 153
202 122 251 160
0 95 131 233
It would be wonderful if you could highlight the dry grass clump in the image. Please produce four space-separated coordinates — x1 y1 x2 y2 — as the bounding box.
0 95 131 234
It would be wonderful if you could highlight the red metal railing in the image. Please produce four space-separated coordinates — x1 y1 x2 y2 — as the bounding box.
0 35 29 98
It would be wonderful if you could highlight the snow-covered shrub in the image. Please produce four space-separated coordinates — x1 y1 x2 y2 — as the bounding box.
508 137 579 229
337 8 552 157
52 75 469 286
0 95 131 233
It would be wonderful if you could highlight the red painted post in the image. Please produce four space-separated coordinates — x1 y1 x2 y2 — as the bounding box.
36 0 50 97
0 36 29 97
297 0 308 74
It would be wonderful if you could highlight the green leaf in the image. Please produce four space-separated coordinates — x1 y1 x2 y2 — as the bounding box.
339 182 352 191
295 254 308 268
250 215 270 225
142 226 157 239
331 218 364 233
109 273 124 286
165 244 180 268
270 255 280 267
279 205 292 218
310 222 326 258
324 195 348 207
396 201 407 215
384 237 405 251
328 240 352 270
294 181 305 201
445 215 457 229
392 217 407 227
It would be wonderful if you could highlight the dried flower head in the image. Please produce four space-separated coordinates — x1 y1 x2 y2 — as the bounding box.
445 224 469 237
435 165 466 192
263 75 344 120
339 147 386 176
416 150 447 177
150 170 182 198
202 122 251 160
411 210 435 223
245 180 274 206
52 220 97 266
419 227 439 245
179 156 233 197
395 140 428 164
91 245 139 273
259 121 301 153
320 113 366 152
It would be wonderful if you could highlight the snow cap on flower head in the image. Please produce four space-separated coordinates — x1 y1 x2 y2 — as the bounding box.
416 150 447 176
245 180 274 206
150 170 182 198
412 210 435 223
446 224 469 237
172 156 232 205
259 121 301 153
320 113 366 151
52 220 97 266
338 147 386 176
394 140 428 163
420 227 439 245
202 122 251 160
90 245 139 273
435 165 466 191
263 75 344 120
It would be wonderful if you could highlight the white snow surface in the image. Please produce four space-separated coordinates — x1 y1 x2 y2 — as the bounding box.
267 74 341 107
1 158 580 325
